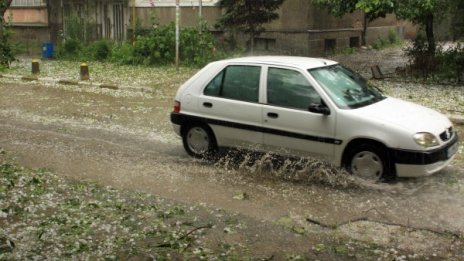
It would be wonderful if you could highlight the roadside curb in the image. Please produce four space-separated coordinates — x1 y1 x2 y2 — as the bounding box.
449 114 464 126
0 73 155 94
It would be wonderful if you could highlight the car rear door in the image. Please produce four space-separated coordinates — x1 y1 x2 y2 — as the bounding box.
262 66 338 161
197 64 264 149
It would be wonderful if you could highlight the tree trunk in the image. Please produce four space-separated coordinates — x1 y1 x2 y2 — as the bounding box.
361 12 368 46
425 13 435 54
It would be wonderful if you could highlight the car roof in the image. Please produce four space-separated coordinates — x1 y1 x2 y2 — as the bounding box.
216 56 338 70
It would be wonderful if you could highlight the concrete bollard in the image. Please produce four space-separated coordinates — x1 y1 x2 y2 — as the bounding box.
31 59 40 75
80 62 90 81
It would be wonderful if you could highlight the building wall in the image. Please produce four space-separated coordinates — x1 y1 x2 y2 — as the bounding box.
5 7 48 24
251 0 413 56
5 5 51 47
5 0 418 56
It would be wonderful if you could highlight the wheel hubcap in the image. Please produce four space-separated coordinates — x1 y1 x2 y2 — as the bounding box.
351 151 383 180
187 127 209 155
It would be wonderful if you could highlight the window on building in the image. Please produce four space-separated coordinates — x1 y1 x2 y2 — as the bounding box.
350 37 360 47
324 39 336 53
11 0 45 7
255 38 276 51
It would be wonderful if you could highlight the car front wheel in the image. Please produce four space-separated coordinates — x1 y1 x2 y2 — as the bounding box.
182 124 217 159
347 144 393 181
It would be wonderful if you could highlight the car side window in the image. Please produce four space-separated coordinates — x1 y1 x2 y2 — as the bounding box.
267 67 321 110
204 65 260 103
204 70 224 96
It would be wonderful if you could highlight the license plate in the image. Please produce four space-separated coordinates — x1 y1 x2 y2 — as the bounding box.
447 142 459 158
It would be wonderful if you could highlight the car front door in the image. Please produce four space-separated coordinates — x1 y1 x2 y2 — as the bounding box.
262 66 338 161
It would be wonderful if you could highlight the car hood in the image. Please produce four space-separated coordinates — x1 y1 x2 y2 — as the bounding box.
354 97 451 134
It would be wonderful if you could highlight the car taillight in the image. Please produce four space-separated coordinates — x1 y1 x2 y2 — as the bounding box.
173 100 181 113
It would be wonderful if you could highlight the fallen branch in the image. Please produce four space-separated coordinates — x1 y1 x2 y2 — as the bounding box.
156 224 213 248
306 217 368 229
306 208 463 239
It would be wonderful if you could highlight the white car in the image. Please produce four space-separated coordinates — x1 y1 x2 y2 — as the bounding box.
170 56 459 181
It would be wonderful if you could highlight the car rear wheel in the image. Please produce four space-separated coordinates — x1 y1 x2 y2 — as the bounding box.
347 144 393 181
182 124 217 159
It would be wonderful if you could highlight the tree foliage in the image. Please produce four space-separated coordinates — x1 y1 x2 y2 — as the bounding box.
396 0 451 54
216 0 284 53
0 0 13 67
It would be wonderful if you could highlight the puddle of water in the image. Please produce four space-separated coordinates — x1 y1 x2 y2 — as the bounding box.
205 148 464 234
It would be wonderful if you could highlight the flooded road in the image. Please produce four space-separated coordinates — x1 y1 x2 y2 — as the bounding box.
1 80 463 256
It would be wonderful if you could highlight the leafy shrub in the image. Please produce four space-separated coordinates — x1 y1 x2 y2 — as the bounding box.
64 16 85 42
371 29 401 50
180 26 220 65
110 42 135 65
436 43 464 82
133 23 220 66
404 34 437 78
54 21 221 66
0 63 8 72
388 28 401 44
0 23 15 67
56 39 81 59
92 40 112 61
133 23 176 65
372 37 388 50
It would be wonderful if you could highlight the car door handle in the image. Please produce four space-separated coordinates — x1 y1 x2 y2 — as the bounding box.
267 112 279 118
203 102 213 108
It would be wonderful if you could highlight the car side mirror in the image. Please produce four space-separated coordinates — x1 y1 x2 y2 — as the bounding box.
308 103 331 115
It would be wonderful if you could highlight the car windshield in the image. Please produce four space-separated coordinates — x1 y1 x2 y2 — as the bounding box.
308 65 386 109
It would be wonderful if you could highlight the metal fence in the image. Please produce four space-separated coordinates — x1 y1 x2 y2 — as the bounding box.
11 0 46 7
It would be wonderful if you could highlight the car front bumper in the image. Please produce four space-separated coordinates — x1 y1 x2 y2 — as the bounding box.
391 134 459 177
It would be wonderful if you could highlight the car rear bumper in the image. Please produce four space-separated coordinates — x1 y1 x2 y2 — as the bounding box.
172 123 181 136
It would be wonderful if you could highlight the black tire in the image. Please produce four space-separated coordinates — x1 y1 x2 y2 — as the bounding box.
182 124 217 159
346 144 394 181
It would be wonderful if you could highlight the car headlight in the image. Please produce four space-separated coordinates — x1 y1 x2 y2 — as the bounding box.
413 132 439 148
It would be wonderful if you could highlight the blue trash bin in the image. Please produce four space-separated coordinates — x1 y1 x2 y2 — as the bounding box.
42 42 54 58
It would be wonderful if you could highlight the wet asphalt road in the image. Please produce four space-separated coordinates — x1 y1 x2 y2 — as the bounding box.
1 80 463 255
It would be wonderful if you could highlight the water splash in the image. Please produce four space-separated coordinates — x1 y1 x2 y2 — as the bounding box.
212 149 372 190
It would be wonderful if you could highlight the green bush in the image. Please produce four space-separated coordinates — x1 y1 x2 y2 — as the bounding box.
436 44 464 82
110 42 135 65
133 23 220 66
133 23 176 65
372 37 388 50
56 39 81 59
388 28 401 44
93 40 112 61
404 34 437 78
80 40 113 61
0 63 8 72
54 22 221 66
0 24 15 67
64 16 85 42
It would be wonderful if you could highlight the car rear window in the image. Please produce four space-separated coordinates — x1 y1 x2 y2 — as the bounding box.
204 65 260 103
